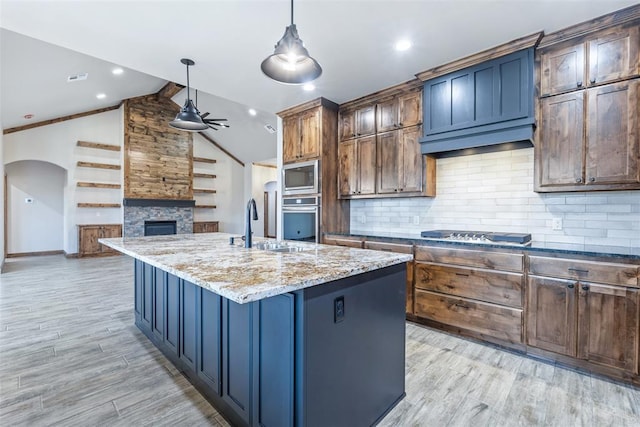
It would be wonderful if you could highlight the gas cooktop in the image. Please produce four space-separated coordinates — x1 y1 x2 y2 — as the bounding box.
420 230 532 246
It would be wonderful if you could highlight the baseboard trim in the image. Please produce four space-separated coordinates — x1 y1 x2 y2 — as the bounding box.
0 258 5 274
64 252 79 258
6 250 64 258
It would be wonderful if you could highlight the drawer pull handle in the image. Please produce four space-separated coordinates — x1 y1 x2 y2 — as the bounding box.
582 285 589 291
568 268 589 275
567 283 575 289
455 273 469 277
454 303 468 309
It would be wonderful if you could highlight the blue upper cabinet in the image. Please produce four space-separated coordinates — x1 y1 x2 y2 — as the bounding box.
421 48 535 154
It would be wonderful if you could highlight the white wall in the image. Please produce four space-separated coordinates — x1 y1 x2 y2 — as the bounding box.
6 160 65 254
351 148 640 255
0 130 4 268
248 165 277 238
264 181 277 237
193 134 245 234
3 110 123 254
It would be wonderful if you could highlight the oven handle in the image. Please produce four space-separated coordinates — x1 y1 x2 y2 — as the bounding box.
282 207 318 212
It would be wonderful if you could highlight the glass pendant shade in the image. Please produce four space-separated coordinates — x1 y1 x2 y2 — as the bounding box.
169 99 208 131
261 24 322 84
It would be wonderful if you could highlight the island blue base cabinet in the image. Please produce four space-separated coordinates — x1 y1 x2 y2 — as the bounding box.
133 260 406 427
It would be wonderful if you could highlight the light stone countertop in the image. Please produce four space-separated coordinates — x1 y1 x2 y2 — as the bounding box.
100 232 412 304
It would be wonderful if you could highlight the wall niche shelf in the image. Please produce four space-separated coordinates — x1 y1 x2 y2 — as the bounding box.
77 161 121 170
77 140 121 151
193 157 217 164
77 203 122 208
77 182 121 189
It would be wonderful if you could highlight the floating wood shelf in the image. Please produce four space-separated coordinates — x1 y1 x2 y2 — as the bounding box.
195 205 217 209
77 161 121 170
193 157 217 164
194 189 217 194
77 140 121 151
194 173 217 179
77 203 121 208
77 182 122 189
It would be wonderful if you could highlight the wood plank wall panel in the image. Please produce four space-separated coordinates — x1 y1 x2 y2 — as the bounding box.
124 95 193 200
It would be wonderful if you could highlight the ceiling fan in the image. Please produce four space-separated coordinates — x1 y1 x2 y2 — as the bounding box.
196 90 229 131
168 58 230 132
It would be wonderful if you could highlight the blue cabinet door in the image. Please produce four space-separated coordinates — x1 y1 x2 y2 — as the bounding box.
423 48 533 136
257 294 294 427
180 280 197 370
152 269 165 341
140 262 153 331
134 260 142 321
222 299 252 424
164 274 180 355
198 288 221 395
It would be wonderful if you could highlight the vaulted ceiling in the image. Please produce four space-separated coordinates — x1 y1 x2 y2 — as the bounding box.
1 0 637 163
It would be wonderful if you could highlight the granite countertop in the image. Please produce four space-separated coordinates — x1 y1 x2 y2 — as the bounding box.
99 233 412 304
331 232 640 260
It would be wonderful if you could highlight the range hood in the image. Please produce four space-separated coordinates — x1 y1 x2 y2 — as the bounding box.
418 43 538 157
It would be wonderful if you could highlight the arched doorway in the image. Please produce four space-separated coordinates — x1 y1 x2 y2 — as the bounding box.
5 160 66 256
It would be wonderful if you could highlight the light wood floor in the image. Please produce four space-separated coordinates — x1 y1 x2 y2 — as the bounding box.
1 255 639 426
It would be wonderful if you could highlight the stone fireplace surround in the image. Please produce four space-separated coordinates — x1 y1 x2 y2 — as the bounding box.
123 199 194 238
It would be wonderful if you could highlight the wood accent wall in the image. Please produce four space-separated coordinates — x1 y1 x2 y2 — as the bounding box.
124 94 193 200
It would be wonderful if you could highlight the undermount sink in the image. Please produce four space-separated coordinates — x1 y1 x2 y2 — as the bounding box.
253 242 307 253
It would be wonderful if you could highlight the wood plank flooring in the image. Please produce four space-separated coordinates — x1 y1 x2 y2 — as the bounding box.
1 255 639 426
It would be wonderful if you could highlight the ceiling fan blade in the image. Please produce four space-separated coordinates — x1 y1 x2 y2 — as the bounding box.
207 125 219 131
203 118 227 122
200 112 210 119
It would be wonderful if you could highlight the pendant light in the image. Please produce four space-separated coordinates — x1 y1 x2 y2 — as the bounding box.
261 0 322 84
169 58 208 132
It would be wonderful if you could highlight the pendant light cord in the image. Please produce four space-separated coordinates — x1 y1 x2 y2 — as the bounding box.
186 62 191 100
290 0 294 25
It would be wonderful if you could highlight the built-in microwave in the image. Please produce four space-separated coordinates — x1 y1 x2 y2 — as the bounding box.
282 159 318 195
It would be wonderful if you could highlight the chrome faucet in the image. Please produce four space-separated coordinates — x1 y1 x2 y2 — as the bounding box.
244 198 259 248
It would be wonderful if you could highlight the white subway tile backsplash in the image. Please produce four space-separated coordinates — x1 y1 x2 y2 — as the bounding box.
349 147 640 252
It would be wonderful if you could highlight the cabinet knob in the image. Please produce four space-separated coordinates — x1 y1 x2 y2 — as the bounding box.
394 189 398 192
577 81 583 88
589 177 595 182
399 122 403 127
582 285 589 291
400 188 404 191
568 283 575 289
351 133 356 137
590 78 596 84
575 178 582 183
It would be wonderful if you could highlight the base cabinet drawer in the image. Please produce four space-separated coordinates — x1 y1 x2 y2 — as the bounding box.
414 263 523 308
528 256 638 287
415 289 523 344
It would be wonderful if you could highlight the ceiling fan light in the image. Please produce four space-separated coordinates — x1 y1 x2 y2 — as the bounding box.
261 24 322 84
169 99 209 131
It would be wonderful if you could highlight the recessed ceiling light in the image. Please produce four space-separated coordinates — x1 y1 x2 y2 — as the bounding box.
303 83 315 91
248 108 257 116
96 93 107 99
112 68 124 75
395 39 412 51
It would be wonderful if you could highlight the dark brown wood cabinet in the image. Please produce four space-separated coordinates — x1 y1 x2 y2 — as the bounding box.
338 136 376 197
338 106 376 141
282 107 320 164
377 126 429 195
193 221 219 233
526 255 639 375
78 224 122 257
536 16 640 192
376 91 422 133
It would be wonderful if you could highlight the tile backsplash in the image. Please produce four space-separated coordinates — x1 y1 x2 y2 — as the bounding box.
350 148 640 255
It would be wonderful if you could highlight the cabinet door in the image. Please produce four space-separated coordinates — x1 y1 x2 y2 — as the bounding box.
526 276 577 357
355 105 376 137
79 226 101 256
165 274 180 355
588 26 640 86
377 131 400 194
538 91 585 187
585 80 640 185
152 268 165 341
198 288 222 394
358 135 377 195
339 110 356 140
140 263 153 332
282 116 299 164
299 108 320 160
399 126 423 193
222 299 252 423
577 283 639 374
338 141 357 197
398 91 422 128
180 280 198 370
540 42 585 96
134 260 143 321
376 99 398 132
406 261 414 315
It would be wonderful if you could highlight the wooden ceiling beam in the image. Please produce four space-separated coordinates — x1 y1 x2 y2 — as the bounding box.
157 82 185 99
3 104 121 135
197 132 245 167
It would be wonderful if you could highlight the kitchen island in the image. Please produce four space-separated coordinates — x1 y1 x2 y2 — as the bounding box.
100 233 412 427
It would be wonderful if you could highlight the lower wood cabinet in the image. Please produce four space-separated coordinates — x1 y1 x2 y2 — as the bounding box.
193 221 219 233
78 224 122 257
526 256 640 375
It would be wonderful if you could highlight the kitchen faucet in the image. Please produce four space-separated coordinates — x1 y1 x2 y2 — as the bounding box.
244 198 259 248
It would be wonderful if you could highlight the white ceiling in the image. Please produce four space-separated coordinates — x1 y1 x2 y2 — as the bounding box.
1 0 638 163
